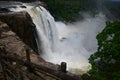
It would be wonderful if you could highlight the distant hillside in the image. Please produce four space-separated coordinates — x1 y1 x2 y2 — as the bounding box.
104 0 120 20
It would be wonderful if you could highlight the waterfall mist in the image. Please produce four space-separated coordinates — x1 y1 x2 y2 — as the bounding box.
53 13 106 74
8 2 107 75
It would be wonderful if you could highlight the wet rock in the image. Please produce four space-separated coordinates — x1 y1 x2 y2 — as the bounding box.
60 37 67 41
61 62 67 73
20 6 26 8
0 7 10 13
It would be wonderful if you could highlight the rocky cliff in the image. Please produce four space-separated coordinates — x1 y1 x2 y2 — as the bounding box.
0 20 44 62
0 20 81 80
0 9 60 71
0 21 60 80
0 11 38 53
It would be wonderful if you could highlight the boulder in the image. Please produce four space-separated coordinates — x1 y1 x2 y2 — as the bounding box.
0 7 10 13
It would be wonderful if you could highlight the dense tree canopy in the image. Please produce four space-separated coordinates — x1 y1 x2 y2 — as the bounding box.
43 0 97 21
88 21 120 80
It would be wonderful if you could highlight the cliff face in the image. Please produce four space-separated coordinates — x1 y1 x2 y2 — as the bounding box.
0 21 44 62
0 21 60 80
0 11 60 71
0 11 38 53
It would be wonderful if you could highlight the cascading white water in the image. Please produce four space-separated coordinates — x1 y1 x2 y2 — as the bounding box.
9 4 59 60
26 6 59 60
9 3 106 75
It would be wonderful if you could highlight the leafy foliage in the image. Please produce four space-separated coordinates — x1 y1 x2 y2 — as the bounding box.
88 21 120 80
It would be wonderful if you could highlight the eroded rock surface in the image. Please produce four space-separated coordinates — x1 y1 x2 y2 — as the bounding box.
0 21 61 80
0 11 38 53
0 21 44 62
0 11 60 70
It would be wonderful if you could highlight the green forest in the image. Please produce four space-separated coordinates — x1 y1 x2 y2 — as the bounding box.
43 0 97 21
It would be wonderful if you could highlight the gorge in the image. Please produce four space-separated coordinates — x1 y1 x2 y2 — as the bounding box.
1 1 120 80
6 1 107 75
10 3 106 74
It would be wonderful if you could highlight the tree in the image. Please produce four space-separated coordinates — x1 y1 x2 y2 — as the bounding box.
89 21 120 80
43 0 97 22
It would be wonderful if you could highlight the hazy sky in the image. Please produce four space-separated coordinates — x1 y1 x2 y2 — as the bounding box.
111 0 120 1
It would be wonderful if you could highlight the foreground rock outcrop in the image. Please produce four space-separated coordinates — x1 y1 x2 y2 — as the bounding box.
0 10 60 69
0 11 38 53
0 21 58 80
0 21 44 63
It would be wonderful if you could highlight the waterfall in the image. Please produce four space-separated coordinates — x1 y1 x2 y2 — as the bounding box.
9 3 106 75
26 6 59 60
9 4 59 59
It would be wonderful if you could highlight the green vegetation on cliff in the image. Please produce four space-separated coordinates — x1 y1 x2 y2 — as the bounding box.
88 21 120 80
43 0 97 21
